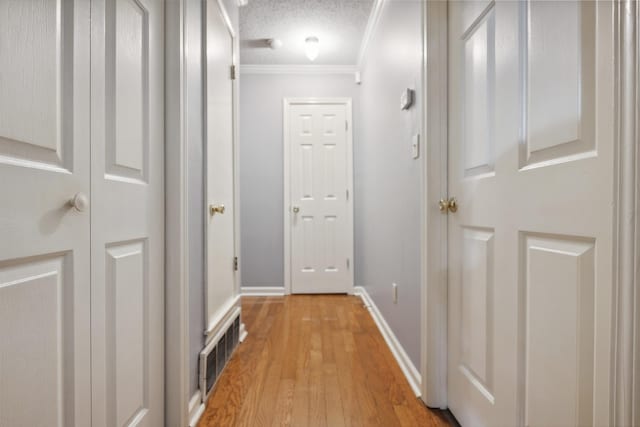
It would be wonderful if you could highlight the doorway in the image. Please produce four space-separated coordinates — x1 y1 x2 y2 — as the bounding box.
283 98 354 294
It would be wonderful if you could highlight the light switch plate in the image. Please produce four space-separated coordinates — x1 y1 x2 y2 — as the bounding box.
400 88 414 110
412 134 420 159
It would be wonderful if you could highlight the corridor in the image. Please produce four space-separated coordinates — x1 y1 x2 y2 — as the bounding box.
198 296 453 426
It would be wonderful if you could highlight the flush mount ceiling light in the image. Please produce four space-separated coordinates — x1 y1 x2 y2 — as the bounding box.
305 36 319 61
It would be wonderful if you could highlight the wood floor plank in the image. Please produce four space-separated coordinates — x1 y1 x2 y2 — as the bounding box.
197 295 452 427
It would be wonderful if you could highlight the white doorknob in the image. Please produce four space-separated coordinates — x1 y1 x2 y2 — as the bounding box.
69 192 89 212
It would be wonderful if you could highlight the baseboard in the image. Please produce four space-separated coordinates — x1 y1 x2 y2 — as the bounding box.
204 295 241 344
241 286 286 296
188 390 205 427
353 286 422 397
239 322 248 342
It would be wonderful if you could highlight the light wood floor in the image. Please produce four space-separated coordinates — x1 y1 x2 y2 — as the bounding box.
198 295 453 427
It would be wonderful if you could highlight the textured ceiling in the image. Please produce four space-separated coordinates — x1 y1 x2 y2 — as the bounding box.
239 0 375 65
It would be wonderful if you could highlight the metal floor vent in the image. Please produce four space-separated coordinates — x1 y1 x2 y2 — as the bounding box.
200 315 241 401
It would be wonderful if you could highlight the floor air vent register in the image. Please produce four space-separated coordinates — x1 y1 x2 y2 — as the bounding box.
200 316 241 401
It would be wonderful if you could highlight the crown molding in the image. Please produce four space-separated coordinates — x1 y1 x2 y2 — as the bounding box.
239 64 358 75
357 0 386 71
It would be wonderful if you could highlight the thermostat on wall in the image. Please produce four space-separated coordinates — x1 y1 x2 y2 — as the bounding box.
400 88 414 110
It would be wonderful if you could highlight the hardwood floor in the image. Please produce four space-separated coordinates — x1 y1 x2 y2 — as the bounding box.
197 295 452 427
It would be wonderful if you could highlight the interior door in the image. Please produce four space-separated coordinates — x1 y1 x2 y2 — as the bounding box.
0 1 91 425
90 0 165 425
288 102 354 294
205 0 237 329
447 1 614 426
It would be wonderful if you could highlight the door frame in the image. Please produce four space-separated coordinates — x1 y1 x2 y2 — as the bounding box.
420 0 448 410
419 0 640 420
165 0 240 425
611 0 640 424
283 97 355 295
165 0 190 425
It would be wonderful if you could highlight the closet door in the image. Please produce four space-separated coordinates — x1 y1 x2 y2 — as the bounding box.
0 1 91 426
89 0 165 426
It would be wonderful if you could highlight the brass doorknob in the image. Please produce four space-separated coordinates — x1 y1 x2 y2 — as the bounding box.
292 206 300 213
438 197 458 213
448 198 458 213
210 204 225 215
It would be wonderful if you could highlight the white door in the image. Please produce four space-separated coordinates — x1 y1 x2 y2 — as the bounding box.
205 0 236 328
0 1 91 426
286 100 354 294
447 1 614 426
90 0 165 425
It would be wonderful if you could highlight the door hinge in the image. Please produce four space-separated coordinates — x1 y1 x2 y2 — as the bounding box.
346 189 349 200
347 258 350 269
230 65 236 80
345 120 348 131
233 256 238 271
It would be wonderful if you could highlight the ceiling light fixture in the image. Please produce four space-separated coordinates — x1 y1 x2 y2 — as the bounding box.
305 36 319 61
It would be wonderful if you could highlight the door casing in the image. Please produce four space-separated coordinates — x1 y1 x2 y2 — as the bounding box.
283 97 355 295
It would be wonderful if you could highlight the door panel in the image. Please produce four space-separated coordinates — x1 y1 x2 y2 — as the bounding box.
205 0 236 329
105 241 149 427
91 0 164 425
288 103 353 294
0 0 91 425
106 0 150 183
447 1 614 426
521 234 595 427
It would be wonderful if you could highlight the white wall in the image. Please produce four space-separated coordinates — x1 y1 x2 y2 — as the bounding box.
239 73 360 288
356 0 424 367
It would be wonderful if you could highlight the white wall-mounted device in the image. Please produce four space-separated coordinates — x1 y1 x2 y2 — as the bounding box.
412 134 420 159
400 88 414 110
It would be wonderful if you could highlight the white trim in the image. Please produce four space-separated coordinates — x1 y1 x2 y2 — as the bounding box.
354 287 422 397
420 0 448 410
188 391 206 427
283 98 355 295
356 0 386 71
165 0 190 425
214 0 236 38
239 322 248 342
204 305 242 349
612 1 639 425
241 286 286 296
204 295 242 343
240 64 358 75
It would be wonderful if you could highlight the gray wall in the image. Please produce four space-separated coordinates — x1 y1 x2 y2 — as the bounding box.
187 0 240 397
356 0 424 367
239 74 360 288
237 1 423 368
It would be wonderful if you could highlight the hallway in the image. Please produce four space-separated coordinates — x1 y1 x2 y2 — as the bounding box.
198 295 453 426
